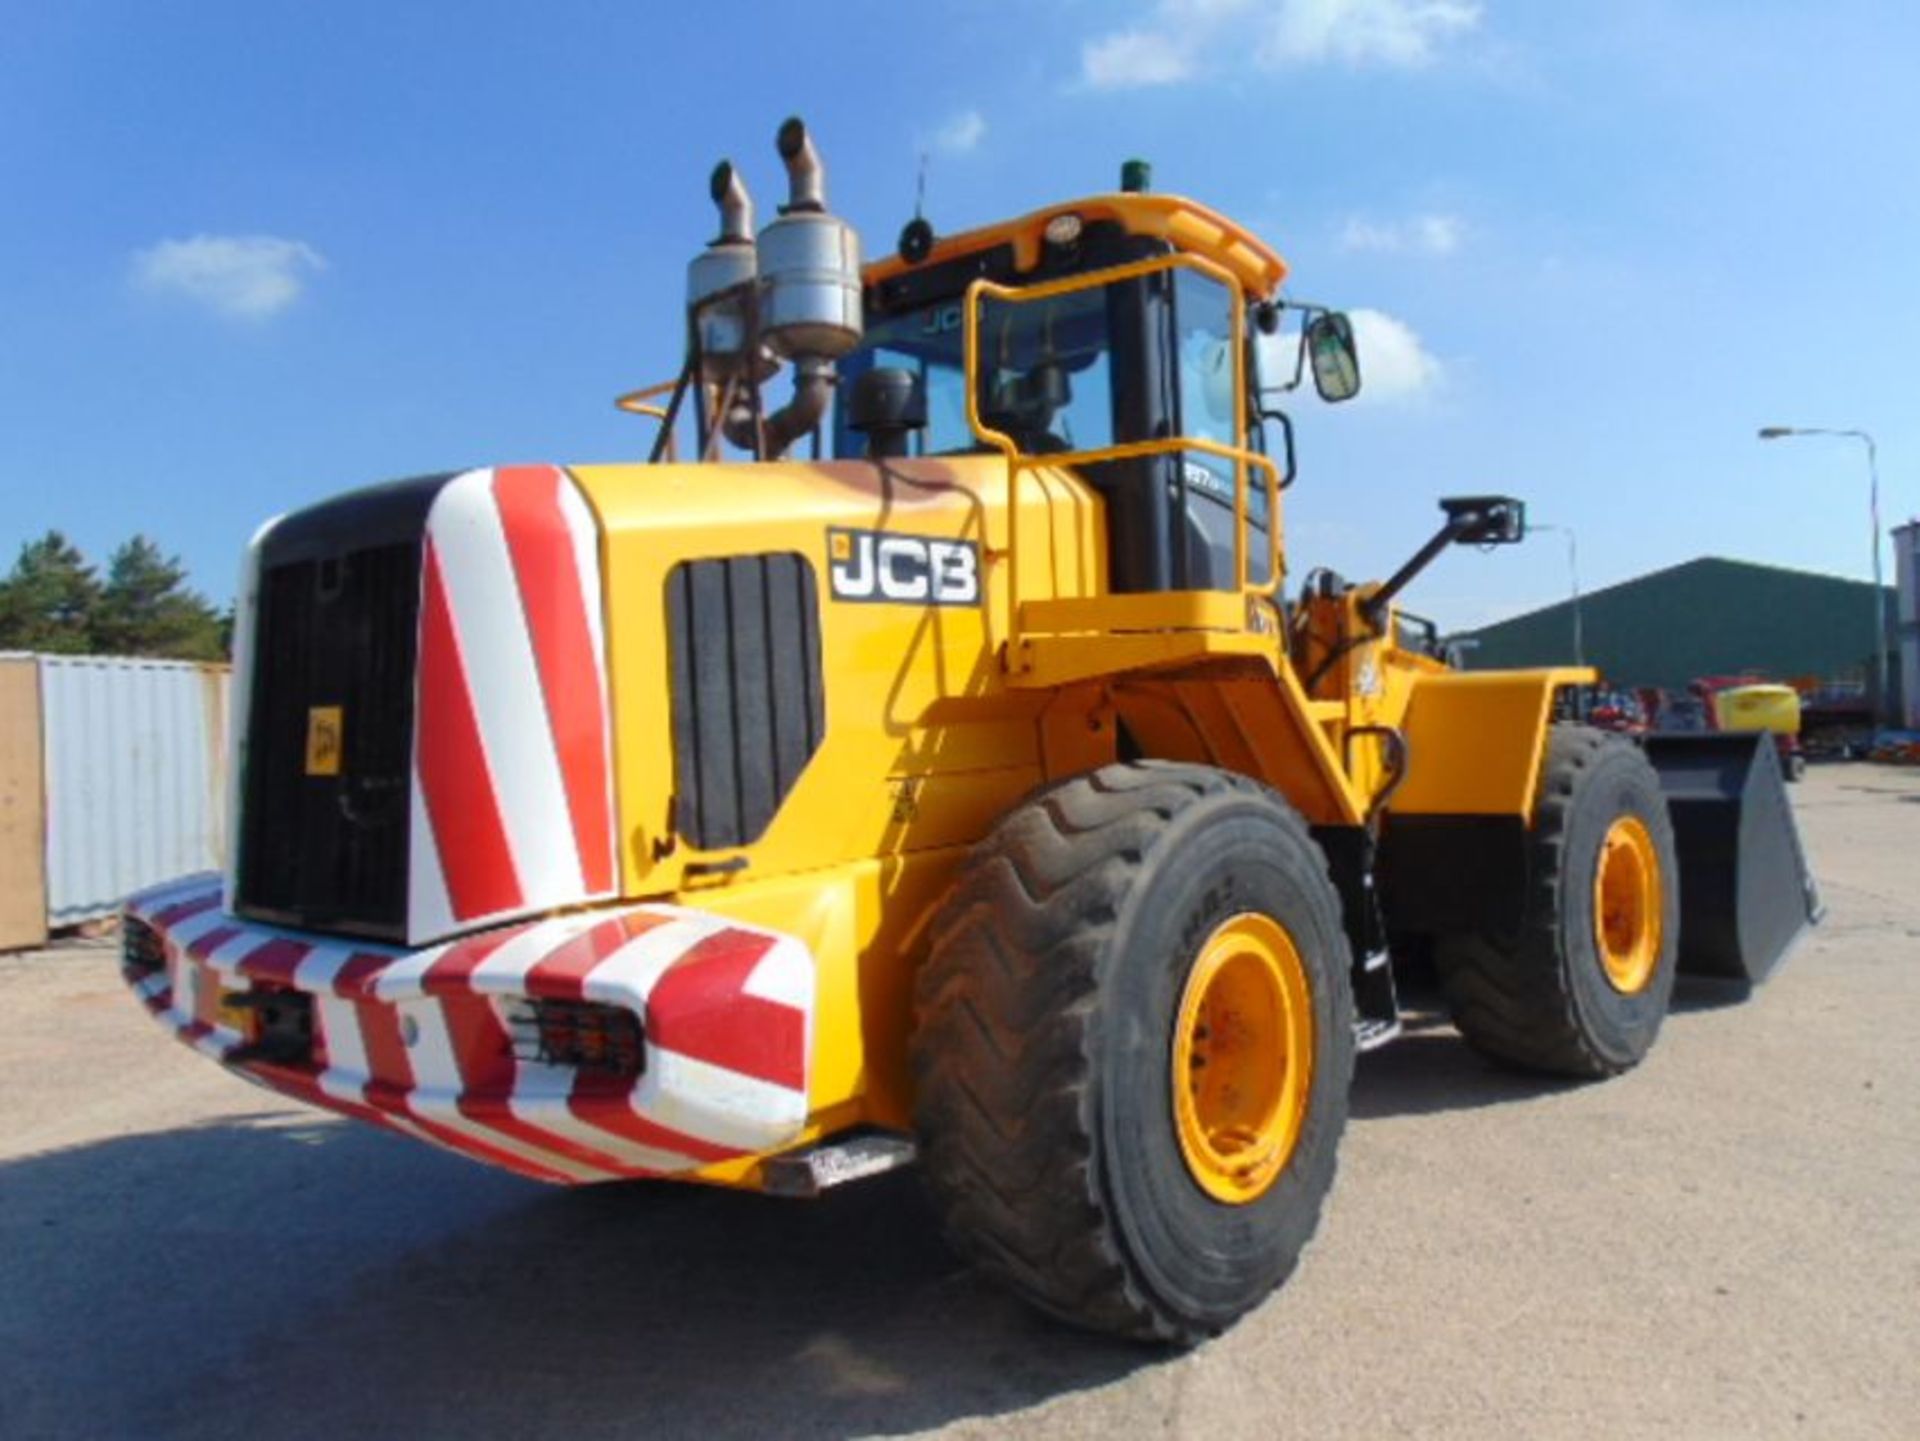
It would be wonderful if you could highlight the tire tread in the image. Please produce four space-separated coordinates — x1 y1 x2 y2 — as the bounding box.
912 762 1343 1343
1436 725 1669 1077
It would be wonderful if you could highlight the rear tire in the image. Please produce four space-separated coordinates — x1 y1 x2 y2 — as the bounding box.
911 762 1354 1344
1436 725 1680 1077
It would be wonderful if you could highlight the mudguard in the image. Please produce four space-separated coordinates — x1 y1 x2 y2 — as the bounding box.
1641 732 1823 985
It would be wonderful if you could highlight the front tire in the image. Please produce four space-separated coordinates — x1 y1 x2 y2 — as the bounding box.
910 762 1355 1344
1436 725 1680 1077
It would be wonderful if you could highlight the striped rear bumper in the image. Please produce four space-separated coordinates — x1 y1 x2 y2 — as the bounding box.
121 875 815 1186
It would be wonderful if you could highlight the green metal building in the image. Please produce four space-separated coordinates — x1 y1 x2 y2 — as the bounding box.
1460 556 1900 708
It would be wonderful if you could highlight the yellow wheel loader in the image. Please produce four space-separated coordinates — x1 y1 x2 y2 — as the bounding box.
121 117 1820 1344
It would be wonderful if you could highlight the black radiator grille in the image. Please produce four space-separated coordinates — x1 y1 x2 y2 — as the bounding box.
666 553 826 849
236 540 422 938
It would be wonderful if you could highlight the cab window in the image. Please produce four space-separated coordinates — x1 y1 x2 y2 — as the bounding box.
1173 268 1237 453
973 285 1116 455
832 303 972 457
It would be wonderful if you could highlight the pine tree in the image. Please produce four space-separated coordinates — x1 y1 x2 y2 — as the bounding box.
0 532 101 654
89 536 226 660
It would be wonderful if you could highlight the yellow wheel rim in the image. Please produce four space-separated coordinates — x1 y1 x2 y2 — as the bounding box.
1171 912 1315 1205
1594 815 1663 994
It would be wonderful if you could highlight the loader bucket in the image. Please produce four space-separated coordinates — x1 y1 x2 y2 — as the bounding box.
1641 732 1823 985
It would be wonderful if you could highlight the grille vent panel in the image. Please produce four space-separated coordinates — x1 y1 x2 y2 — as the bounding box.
666 553 826 850
236 540 421 938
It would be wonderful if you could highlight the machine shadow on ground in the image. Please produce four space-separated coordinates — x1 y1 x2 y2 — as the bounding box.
9 992 1727 1440
1349 967 1770 1121
1348 1017 1568 1120
1669 975 1756 1013
1 1117 1147 1440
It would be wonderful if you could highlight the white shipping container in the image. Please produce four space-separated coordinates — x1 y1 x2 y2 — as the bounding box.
39 655 230 926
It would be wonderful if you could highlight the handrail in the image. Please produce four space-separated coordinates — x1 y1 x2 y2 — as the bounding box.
961 251 1281 654
615 378 678 412
615 379 680 461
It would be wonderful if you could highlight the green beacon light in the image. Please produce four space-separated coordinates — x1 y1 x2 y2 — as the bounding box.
1121 158 1152 194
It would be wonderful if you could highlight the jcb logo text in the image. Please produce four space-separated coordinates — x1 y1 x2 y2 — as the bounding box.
827 528 980 607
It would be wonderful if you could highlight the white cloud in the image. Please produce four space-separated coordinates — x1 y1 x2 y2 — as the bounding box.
931 109 987 155
1082 0 1480 89
1339 212 1464 255
1348 308 1444 400
1082 28 1198 89
1260 0 1482 68
131 234 326 320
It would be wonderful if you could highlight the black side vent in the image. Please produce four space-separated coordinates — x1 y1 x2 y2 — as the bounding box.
666 553 826 850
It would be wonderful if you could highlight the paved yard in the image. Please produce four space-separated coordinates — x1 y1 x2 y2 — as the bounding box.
3 763 1916 1439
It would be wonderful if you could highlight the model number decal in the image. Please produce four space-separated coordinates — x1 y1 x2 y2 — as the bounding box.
828 527 980 607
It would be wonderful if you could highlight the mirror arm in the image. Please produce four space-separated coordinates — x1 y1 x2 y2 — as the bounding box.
1251 300 1339 401
1362 524 1462 632
1259 298 1328 395
1361 495 1527 630
1285 308 1311 391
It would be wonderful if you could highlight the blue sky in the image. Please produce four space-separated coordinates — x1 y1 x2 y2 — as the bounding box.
4 1 1916 628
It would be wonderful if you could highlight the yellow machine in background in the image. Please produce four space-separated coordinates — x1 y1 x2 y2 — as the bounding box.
125 117 1820 1347
1716 683 1803 736
1699 679 1806 781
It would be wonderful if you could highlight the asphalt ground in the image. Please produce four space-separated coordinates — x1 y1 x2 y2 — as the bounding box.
3 763 1916 1440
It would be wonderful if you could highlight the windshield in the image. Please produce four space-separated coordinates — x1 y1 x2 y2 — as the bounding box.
833 290 1121 460
831 263 1268 588
832 302 974 458
973 286 1116 454
835 273 1244 477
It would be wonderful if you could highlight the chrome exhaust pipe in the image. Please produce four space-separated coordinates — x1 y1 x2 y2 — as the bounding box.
712 160 754 243
687 160 764 383
691 116 861 460
746 117 860 456
777 116 826 213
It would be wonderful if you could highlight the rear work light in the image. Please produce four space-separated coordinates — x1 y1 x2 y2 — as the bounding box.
503 998 645 1078
224 988 316 1067
123 917 166 976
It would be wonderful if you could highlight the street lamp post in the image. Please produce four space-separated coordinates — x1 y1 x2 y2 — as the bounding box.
1757 426 1887 724
1530 522 1583 668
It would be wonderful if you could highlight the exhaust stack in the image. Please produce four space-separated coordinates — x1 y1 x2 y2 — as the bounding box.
720 116 864 458
756 116 861 363
686 161 761 381
778 115 827 213
714 159 754 242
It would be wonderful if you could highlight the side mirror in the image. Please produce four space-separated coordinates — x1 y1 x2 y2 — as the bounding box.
1306 312 1361 403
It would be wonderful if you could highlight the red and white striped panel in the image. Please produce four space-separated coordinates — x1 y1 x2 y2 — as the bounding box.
122 875 814 1187
409 464 618 945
